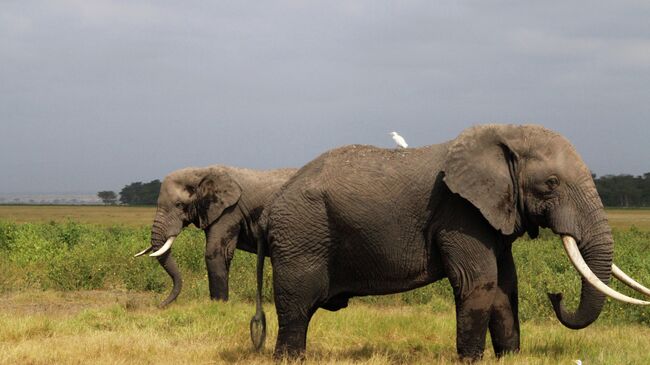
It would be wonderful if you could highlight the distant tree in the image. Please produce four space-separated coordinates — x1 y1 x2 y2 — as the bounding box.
119 180 161 205
594 173 650 207
97 191 118 205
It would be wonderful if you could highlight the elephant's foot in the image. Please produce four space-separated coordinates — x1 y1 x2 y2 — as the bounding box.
273 336 307 361
206 272 229 301
272 346 306 362
458 352 484 363
489 301 520 357
494 347 520 359
273 318 310 361
209 289 228 302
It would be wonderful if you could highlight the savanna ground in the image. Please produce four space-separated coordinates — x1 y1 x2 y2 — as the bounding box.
1 206 650 364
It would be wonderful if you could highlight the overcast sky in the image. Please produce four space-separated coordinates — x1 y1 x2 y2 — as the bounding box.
1 1 649 193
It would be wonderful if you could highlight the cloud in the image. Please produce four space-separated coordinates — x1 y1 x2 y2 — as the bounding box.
57 0 167 27
0 1 649 192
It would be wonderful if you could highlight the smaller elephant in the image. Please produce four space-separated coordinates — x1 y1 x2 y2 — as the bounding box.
134 165 296 307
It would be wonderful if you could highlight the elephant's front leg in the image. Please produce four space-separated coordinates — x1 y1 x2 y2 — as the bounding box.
489 245 520 357
439 230 498 362
205 221 240 301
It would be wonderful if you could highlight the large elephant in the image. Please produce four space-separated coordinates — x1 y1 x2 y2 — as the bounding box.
254 124 650 361
134 165 296 307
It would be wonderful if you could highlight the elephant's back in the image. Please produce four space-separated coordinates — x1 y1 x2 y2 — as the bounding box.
273 143 450 204
267 143 450 239
224 166 298 191
318 143 447 193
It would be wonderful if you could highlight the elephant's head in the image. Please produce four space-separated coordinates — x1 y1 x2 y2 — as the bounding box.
134 166 242 307
443 124 649 329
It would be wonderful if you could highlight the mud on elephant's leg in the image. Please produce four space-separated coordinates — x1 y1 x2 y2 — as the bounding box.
453 279 498 361
439 232 498 362
489 246 520 357
205 222 239 301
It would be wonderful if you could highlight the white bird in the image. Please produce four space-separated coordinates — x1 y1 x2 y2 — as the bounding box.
574 360 582 365
390 131 408 148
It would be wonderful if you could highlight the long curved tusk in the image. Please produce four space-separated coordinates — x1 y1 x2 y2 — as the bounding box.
150 237 176 257
612 264 650 297
561 236 650 306
134 246 153 257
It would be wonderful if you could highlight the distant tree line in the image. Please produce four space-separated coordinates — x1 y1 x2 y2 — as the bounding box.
97 180 161 206
119 180 161 205
97 174 650 207
594 173 650 207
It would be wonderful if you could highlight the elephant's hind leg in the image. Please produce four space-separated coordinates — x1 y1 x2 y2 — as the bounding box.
271 251 329 360
488 245 520 357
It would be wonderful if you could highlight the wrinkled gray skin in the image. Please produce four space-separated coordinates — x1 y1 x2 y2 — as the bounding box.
260 125 613 361
149 165 296 307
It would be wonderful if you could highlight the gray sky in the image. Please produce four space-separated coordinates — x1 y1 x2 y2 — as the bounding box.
1 1 649 193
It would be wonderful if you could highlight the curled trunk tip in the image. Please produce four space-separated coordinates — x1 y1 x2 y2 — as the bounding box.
156 251 183 308
549 235 613 329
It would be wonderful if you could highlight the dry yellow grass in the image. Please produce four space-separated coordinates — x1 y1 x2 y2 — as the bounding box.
0 205 155 226
606 209 650 231
2 206 650 231
1 291 649 364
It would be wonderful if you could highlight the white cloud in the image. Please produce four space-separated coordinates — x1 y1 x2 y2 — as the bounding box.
615 40 650 69
508 29 602 57
57 0 168 27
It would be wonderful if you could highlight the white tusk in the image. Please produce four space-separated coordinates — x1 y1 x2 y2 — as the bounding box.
561 236 650 305
612 264 650 297
133 247 152 257
150 237 176 257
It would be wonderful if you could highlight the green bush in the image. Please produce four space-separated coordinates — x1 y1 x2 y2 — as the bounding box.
1 220 649 325
0 221 18 251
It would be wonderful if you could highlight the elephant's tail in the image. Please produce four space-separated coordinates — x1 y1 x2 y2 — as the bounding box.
249 235 267 351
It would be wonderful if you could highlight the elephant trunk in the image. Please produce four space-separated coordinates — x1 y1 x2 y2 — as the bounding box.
156 251 183 308
151 214 183 307
548 209 613 329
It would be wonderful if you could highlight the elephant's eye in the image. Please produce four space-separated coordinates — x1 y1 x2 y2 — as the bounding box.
545 176 560 190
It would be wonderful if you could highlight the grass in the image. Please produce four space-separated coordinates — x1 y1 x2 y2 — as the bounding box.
2 291 650 364
2 205 648 230
606 208 650 231
1 206 650 363
0 205 155 226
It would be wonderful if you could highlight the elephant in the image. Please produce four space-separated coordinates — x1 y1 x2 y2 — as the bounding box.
252 124 650 361
134 165 296 307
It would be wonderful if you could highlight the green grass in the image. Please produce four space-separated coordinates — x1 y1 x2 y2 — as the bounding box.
1 219 649 325
1 206 650 363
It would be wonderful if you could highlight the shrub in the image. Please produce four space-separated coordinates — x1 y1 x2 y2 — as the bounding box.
1 221 649 325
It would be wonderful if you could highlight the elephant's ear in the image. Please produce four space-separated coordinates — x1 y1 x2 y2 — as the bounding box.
442 125 520 235
194 170 242 229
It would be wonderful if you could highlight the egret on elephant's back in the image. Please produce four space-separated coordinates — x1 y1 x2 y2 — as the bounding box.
390 131 408 148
